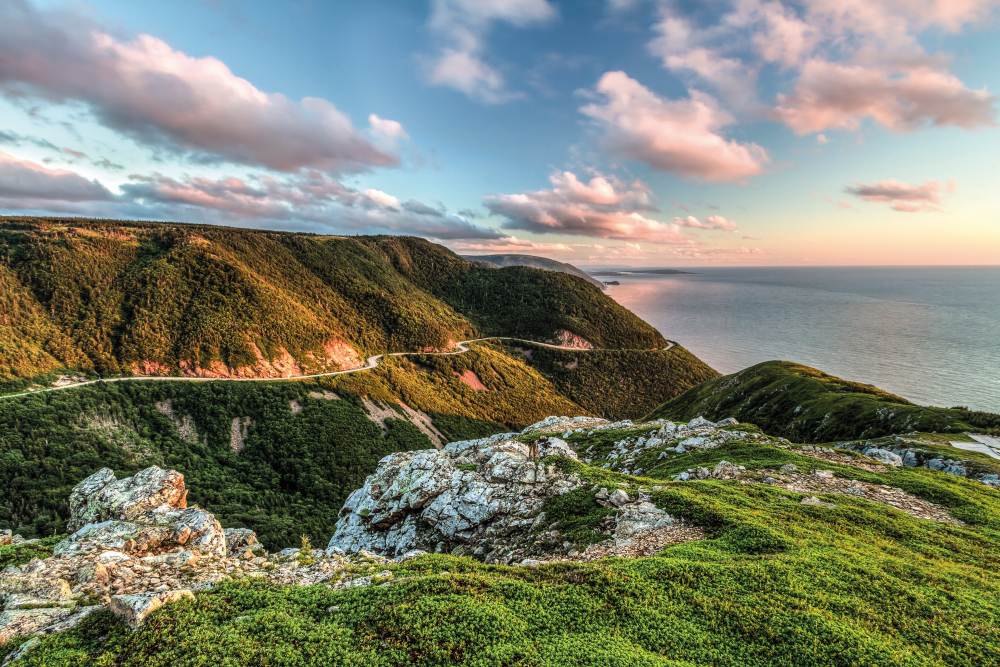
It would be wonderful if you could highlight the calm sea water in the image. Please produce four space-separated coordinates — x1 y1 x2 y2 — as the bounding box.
604 267 1000 412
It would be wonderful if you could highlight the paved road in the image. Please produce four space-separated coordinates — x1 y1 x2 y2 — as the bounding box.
0 337 676 400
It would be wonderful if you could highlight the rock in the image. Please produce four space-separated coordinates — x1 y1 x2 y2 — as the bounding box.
0 574 73 609
863 447 903 467
716 417 739 427
67 467 187 532
780 463 798 474
902 450 919 467
0 608 72 644
608 489 631 508
711 461 745 480
224 528 262 557
55 468 225 558
687 416 715 429
0 530 11 547
329 430 584 563
109 589 194 628
801 496 834 507
613 502 674 544
813 470 835 479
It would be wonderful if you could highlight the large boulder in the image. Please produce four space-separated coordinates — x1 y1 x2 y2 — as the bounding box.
329 435 583 563
56 467 225 557
109 590 194 628
67 467 187 532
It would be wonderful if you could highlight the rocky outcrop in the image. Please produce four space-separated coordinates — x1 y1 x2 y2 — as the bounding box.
0 466 386 657
328 432 584 563
67 467 188 532
837 436 1000 487
57 467 225 558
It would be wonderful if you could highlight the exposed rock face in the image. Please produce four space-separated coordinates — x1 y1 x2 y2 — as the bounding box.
67 467 188 532
57 467 224 558
0 466 386 656
329 433 584 563
110 590 194 628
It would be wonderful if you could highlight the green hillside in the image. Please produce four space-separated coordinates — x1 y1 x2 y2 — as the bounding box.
0 344 580 548
10 419 1000 665
0 218 669 388
501 341 718 419
650 360 1000 442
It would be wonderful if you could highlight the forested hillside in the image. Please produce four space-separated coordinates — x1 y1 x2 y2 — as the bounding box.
0 345 580 547
0 218 669 388
651 360 1000 442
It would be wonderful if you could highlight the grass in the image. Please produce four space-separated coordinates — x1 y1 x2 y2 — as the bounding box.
650 361 1000 442
8 425 1000 665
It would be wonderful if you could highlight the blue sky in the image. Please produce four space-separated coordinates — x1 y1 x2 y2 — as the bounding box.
1 0 998 265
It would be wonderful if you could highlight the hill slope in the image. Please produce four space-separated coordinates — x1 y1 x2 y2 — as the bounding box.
650 360 1000 442
462 253 605 290
0 218 670 388
6 416 1000 665
0 344 580 547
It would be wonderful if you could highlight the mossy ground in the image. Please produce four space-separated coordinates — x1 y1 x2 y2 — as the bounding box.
651 361 1000 442
9 428 1000 666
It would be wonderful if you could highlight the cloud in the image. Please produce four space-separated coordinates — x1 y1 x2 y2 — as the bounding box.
450 236 574 254
648 14 759 109
119 170 501 239
0 0 397 173
0 150 112 203
484 169 690 243
580 71 768 181
844 178 952 212
674 215 738 231
423 0 556 103
775 60 996 133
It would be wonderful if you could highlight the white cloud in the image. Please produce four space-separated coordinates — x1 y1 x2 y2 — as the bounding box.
0 0 396 172
580 71 768 181
423 0 556 103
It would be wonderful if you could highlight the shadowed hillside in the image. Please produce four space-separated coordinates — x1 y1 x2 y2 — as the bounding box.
650 360 1000 442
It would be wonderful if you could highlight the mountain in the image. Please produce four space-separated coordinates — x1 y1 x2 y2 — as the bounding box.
0 217 719 547
0 218 669 388
462 253 606 289
649 360 1000 442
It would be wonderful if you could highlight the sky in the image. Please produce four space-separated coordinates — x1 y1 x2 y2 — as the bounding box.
0 0 998 266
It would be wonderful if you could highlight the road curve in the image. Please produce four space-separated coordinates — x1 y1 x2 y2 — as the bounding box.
0 337 676 401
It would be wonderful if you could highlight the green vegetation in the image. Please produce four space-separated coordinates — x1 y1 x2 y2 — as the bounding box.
0 346 584 548
11 426 1000 665
0 535 59 569
650 361 1000 442
365 236 667 349
504 342 717 419
0 218 677 386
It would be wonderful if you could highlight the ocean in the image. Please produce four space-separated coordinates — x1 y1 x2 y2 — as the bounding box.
603 266 1000 413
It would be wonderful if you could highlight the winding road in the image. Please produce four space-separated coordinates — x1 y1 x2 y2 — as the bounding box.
0 337 676 401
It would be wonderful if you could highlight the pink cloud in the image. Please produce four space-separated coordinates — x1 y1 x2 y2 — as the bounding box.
0 150 112 202
484 169 692 243
119 171 501 239
580 71 769 182
776 60 996 133
844 178 953 212
0 0 397 172
674 215 738 231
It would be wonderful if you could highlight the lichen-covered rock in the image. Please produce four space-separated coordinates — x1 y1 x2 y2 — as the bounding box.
224 528 263 558
55 468 225 558
863 447 903 467
67 467 187 532
109 590 194 628
329 434 584 562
